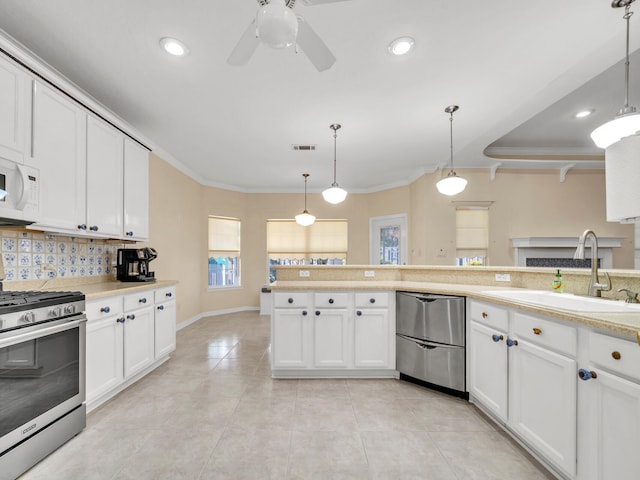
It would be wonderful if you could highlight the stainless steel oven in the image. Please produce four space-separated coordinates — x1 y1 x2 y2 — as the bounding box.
0 291 86 480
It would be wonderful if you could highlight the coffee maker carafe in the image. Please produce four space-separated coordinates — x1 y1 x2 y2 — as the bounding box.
117 248 158 282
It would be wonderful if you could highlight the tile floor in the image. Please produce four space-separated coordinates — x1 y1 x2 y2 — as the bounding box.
20 311 554 480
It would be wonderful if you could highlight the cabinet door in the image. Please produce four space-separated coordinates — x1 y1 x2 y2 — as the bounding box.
123 306 154 379
31 81 86 231
0 55 28 162
155 300 176 359
86 315 124 403
469 320 508 422
579 369 640 480
354 308 390 368
123 138 148 240
509 339 577 478
86 116 123 237
272 308 311 368
313 309 349 368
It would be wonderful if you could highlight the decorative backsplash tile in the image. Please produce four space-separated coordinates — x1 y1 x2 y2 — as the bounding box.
0 230 124 282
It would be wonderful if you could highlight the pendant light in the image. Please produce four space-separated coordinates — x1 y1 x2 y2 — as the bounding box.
591 0 640 149
322 124 348 204
436 105 468 196
295 173 316 226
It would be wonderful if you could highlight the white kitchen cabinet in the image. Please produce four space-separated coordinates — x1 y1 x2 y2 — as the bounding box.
272 308 312 368
85 296 124 405
578 332 640 480
154 286 176 359
29 81 86 231
0 55 29 162
508 338 577 477
123 138 149 240
86 115 123 237
271 290 396 377
353 292 394 369
86 313 124 404
122 291 154 379
469 319 508 422
313 308 349 368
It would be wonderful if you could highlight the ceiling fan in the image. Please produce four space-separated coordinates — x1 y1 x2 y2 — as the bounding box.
227 0 349 72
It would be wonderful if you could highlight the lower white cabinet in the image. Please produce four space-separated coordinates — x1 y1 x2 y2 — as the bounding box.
271 290 395 376
85 312 124 403
469 320 508 422
85 285 177 409
313 308 349 368
468 300 578 479
577 332 640 480
509 339 577 477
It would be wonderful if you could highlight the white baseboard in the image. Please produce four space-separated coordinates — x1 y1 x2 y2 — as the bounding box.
177 306 261 331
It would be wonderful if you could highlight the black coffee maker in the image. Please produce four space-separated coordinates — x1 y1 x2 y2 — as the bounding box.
117 247 158 282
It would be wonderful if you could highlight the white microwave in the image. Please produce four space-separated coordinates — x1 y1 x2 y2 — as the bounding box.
0 156 39 225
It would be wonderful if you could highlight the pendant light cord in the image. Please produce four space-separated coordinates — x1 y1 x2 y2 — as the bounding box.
302 173 309 212
333 129 338 185
449 112 454 172
624 4 634 112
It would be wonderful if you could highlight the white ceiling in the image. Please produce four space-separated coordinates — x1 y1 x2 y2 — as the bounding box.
0 0 637 193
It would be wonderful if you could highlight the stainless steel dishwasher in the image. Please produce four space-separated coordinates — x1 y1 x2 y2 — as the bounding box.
396 291 466 395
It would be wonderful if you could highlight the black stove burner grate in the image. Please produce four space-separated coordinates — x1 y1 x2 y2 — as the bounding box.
0 290 85 314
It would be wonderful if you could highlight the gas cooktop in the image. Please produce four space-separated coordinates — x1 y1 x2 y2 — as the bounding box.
0 290 86 332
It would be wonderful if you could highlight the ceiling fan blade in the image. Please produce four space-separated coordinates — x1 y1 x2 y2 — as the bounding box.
296 16 336 71
227 20 260 66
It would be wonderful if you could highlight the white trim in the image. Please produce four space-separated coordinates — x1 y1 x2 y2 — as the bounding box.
176 306 260 331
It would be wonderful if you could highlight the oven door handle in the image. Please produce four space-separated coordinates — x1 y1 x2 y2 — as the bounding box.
0 317 86 349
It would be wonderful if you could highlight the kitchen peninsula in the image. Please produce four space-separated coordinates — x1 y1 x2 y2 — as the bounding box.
271 264 640 480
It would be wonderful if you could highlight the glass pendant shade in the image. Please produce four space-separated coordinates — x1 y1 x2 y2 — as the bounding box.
295 210 316 226
257 0 298 49
322 185 348 204
590 112 640 148
436 173 468 196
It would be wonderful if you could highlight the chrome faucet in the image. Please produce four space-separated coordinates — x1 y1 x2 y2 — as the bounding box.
573 229 611 297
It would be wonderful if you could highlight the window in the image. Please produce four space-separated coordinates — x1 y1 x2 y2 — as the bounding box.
208 216 241 288
456 208 489 266
266 219 348 283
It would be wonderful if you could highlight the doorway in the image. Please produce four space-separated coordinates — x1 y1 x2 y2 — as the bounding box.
369 214 408 265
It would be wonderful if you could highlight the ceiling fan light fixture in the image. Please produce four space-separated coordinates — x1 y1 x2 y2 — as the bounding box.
257 0 299 49
159 37 189 57
296 173 316 226
591 0 640 149
322 123 348 204
388 37 415 56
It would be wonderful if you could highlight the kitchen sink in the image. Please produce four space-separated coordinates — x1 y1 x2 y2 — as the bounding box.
481 290 640 313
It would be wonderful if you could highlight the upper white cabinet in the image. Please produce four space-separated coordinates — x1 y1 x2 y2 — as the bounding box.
0 55 29 162
29 81 86 230
86 116 124 237
123 138 149 240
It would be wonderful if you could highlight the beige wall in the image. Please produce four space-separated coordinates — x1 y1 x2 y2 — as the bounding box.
147 155 635 322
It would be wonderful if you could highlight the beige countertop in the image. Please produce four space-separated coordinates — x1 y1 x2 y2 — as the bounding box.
4 275 178 300
271 280 640 340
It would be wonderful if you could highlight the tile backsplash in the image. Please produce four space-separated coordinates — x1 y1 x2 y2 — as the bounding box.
1 230 124 282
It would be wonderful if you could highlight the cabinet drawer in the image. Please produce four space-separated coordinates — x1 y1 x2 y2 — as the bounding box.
314 292 349 308
154 286 176 304
86 296 123 321
511 311 577 356
355 292 389 308
589 331 640 382
273 292 309 308
470 300 508 331
124 291 153 311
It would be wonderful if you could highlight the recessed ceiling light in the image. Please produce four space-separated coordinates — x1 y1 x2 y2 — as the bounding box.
575 109 594 119
160 37 189 57
388 37 415 56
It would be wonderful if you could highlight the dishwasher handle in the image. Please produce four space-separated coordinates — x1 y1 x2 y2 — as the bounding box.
397 334 463 350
